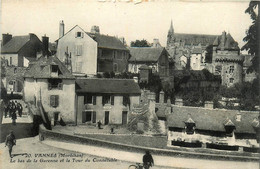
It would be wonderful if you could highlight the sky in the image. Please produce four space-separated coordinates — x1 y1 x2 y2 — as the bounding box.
0 0 253 50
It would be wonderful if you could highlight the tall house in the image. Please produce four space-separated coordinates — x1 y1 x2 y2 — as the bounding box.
56 25 98 75
56 21 129 76
23 55 76 124
212 31 244 87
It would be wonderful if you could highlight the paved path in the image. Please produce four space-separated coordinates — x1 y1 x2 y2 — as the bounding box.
42 139 259 169
0 137 175 169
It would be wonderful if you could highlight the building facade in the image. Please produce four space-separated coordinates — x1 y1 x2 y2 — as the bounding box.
24 55 76 124
1 33 42 67
56 22 129 75
128 47 169 77
56 24 98 75
212 31 244 87
76 78 141 125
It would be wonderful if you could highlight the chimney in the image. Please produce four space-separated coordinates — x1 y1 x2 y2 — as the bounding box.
204 101 214 109
59 20 65 38
152 38 161 48
91 25 100 34
2 33 12 46
119 37 126 46
42 35 49 56
159 91 165 103
175 98 183 106
133 76 138 83
220 31 226 50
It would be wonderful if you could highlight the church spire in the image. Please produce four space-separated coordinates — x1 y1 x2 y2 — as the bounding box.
167 19 174 47
168 19 174 34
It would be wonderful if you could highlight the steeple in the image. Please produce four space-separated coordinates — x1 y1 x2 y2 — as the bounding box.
167 20 175 47
168 19 174 34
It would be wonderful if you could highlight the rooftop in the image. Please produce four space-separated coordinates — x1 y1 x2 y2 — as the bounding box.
24 55 75 79
128 47 168 62
1 35 31 54
167 105 259 134
76 78 141 95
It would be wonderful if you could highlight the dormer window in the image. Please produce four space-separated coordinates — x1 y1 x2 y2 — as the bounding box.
51 65 59 77
224 118 236 137
185 117 195 135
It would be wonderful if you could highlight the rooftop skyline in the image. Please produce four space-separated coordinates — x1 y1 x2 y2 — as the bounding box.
1 0 253 52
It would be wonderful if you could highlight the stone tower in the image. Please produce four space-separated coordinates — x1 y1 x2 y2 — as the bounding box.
212 31 244 87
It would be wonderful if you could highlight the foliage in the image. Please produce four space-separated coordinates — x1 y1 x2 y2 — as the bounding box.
205 45 213 63
241 1 259 73
217 80 259 110
130 39 151 47
174 69 221 107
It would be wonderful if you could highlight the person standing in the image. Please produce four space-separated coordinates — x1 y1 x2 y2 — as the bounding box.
97 120 102 129
17 102 23 117
11 111 17 125
143 151 154 169
5 131 16 158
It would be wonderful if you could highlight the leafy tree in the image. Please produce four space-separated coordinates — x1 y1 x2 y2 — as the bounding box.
130 39 151 47
205 45 213 63
241 1 259 73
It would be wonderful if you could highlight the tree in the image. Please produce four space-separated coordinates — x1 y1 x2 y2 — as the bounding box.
130 39 151 47
241 1 259 73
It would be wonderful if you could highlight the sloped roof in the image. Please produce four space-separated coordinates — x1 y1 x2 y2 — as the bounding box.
1 35 30 53
56 25 127 51
76 78 141 95
213 32 240 50
87 33 127 51
167 105 259 134
24 55 75 79
128 47 166 62
174 33 218 46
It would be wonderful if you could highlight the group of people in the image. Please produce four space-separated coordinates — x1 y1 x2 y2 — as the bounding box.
4 100 23 125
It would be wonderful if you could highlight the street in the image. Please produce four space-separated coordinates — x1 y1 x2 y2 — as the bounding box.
0 137 176 169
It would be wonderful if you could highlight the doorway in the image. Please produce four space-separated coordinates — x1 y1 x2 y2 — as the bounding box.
82 111 92 123
105 111 109 125
54 112 60 126
122 111 128 125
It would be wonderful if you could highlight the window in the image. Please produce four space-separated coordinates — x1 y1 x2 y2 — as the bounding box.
215 65 222 75
230 78 234 83
75 32 84 38
50 95 59 107
48 79 63 90
123 95 130 106
229 66 234 73
10 57 12 66
113 63 118 72
102 95 114 105
84 95 96 105
75 45 83 56
51 65 59 77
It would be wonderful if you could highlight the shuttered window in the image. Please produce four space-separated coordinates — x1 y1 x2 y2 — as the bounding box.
50 95 59 107
75 45 83 56
93 96 96 105
111 96 114 105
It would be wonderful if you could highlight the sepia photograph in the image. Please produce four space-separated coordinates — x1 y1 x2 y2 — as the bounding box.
0 0 259 169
